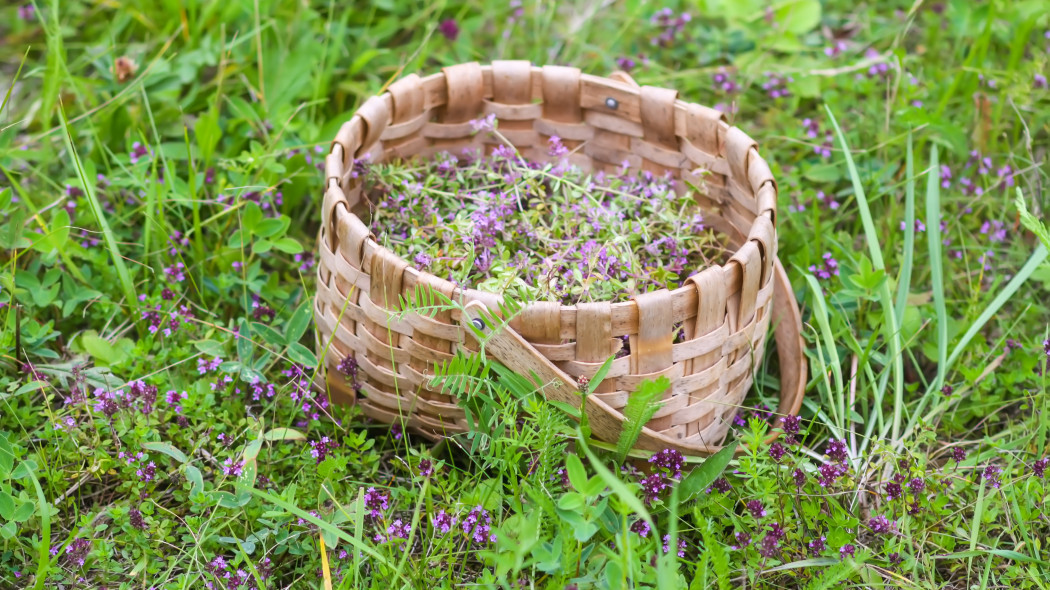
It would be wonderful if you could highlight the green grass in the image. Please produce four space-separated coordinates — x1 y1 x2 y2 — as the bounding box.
1 0 1049 588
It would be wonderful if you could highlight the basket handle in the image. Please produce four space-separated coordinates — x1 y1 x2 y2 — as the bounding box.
455 258 806 457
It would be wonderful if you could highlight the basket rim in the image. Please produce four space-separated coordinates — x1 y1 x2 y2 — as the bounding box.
322 60 777 323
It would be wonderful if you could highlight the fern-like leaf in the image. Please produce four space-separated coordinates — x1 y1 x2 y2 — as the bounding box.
803 557 858 590
699 522 731 590
1016 188 1050 252
614 376 669 463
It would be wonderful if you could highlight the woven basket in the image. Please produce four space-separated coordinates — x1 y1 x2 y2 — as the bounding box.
314 60 784 450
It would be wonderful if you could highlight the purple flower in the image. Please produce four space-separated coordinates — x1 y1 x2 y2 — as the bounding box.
745 500 767 519
758 532 780 558
817 462 846 488
414 252 432 270
768 442 787 462
461 506 496 545
792 468 806 488
1033 457 1048 478
712 67 739 94
840 544 856 559
662 534 686 557
437 19 459 41
708 477 732 493
808 535 826 555
616 56 636 72
221 457 242 478
979 464 1002 489
432 510 457 534
885 482 903 501
18 4 35 20
129 508 148 532
552 467 569 488
869 515 895 535
418 459 434 478
640 473 669 505
649 448 685 478
391 423 403 441
309 436 338 464
386 519 411 541
1035 73 1048 89
630 519 651 538
825 439 849 463
731 531 751 550
469 113 496 134
363 487 389 519
907 477 926 495
64 538 91 567
761 72 793 99
950 447 966 464
809 252 840 281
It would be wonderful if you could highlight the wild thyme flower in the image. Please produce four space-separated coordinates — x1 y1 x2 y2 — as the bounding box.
65 538 91 567
840 544 856 559
950 447 966 464
640 473 669 505
1033 457 1048 478
437 19 459 41
708 477 732 494
386 519 411 541
885 482 903 501
758 533 780 558
825 439 849 463
649 448 685 478
808 536 826 555
731 531 751 550
662 534 686 557
792 468 806 488
432 510 457 534
809 252 840 281
907 477 926 495
129 508 148 532
817 463 846 488
221 457 243 478
363 487 389 519
461 506 496 545
979 464 1002 489
768 442 787 462
309 437 338 464
745 500 767 519
869 515 896 535
417 459 434 478
552 467 569 487
630 519 651 538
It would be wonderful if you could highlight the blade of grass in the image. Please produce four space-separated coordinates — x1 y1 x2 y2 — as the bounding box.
57 103 137 307
925 145 948 397
825 105 904 442
894 134 916 327
802 273 846 438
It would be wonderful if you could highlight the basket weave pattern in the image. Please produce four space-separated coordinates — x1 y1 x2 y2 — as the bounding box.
315 61 779 447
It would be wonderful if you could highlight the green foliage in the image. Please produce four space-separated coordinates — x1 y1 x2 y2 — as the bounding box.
615 376 668 463
0 0 1048 587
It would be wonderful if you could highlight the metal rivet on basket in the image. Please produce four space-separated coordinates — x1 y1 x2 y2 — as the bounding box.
471 317 486 331
605 97 618 110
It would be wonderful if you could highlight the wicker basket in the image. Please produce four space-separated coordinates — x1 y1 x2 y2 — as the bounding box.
314 60 786 451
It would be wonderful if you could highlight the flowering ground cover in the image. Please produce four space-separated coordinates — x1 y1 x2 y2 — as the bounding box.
1 1 1049 588
364 134 722 304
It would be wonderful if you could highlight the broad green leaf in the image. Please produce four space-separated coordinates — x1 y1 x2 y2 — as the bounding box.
285 301 313 344
263 428 306 441
776 0 821 34
564 454 588 492
272 237 303 254
184 465 204 498
672 441 738 507
0 490 14 519
141 442 188 464
286 342 317 367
